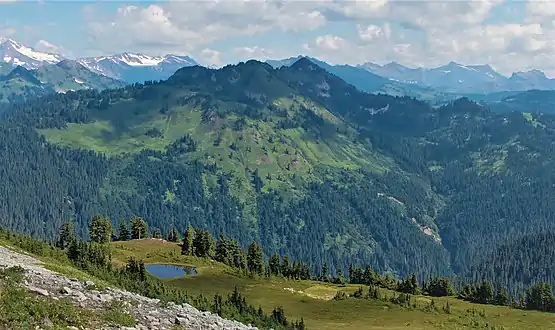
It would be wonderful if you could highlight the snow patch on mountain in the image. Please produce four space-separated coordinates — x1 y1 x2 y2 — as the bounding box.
0 37 64 69
77 53 199 83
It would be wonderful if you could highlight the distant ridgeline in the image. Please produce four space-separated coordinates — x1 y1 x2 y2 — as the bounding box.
0 59 555 294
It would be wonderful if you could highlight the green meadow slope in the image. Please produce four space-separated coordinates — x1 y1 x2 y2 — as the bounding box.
111 239 555 330
0 60 123 103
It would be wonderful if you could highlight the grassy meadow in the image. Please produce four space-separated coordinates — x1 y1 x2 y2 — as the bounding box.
111 239 555 330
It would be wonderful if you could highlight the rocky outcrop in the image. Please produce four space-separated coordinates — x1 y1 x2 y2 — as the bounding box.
0 245 257 330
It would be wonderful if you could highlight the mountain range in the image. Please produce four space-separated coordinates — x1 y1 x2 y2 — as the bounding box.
267 55 555 96
77 53 198 83
360 61 555 93
0 38 199 87
3 37 555 101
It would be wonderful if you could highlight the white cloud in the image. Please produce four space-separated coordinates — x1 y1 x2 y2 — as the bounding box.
315 35 349 51
357 23 391 43
232 46 273 60
85 1 328 55
75 0 555 76
199 48 222 67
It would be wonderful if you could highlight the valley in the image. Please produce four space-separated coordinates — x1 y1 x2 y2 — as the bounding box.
2 2 555 329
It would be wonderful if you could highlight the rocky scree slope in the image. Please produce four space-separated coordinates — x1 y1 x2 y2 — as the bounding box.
0 245 256 330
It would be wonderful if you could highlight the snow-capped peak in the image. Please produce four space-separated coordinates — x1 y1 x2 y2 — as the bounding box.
0 37 64 69
76 52 199 83
112 53 165 67
103 53 197 67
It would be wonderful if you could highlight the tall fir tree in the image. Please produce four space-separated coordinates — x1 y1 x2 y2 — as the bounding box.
118 219 129 241
193 229 214 258
152 228 162 239
167 226 180 242
181 224 195 256
321 263 329 282
130 216 148 240
215 234 232 265
268 254 281 276
56 221 76 249
89 215 112 244
247 241 264 275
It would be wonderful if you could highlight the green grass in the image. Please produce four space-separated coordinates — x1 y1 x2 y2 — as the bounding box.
0 266 97 329
0 236 110 289
522 112 545 128
110 239 555 330
39 91 396 212
102 299 137 327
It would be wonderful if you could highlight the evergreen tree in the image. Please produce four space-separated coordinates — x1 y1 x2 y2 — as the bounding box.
181 224 194 256
215 234 232 265
268 253 281 276
526 282 555 312
229 238 246 269
247 241 264 275
118 219 129 241
167 226 180 242
321 263 329 282
56 221 75 249
89 215 112 244
362 266 379 286
130 216 148 240
494 286 510 306
424 276 455 297
334 268 346 285
476 281 495 304
398 273 419 295
281 256 291 278
193 229 215 258
152 228 162 239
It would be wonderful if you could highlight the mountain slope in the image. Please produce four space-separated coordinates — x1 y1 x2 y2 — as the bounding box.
483 90 555 114
78 53 198 83
464 232 555 295
0 61 124 103
1 59 451 279
361 61 555 94
267 56 447 101
2 59 555 288
36 60 125 92
0 37 64 69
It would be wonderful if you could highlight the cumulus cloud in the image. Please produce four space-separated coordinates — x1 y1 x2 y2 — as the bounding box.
232 46 273 60
357 23 391 43
199 48 222 67
84 0 328 55
79 0 555 76
300 0 555 76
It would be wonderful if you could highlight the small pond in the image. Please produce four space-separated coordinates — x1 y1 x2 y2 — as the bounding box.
145 264 197 279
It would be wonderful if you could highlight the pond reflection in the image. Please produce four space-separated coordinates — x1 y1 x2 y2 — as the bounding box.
145 264 197 279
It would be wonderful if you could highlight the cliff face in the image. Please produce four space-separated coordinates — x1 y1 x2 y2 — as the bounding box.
0 245 256 330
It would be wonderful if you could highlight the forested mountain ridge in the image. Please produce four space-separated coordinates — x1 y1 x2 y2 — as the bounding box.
1 58 555 291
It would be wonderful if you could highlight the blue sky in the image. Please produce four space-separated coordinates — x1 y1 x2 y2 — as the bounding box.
1 0 554 76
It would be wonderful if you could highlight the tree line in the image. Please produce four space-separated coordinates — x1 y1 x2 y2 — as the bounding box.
75 216 555 315
52 218 305 330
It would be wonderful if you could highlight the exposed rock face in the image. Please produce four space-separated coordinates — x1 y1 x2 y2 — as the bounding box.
0 245 257 330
